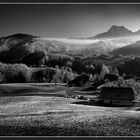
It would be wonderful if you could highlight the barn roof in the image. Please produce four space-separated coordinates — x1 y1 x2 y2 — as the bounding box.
100 87 135 100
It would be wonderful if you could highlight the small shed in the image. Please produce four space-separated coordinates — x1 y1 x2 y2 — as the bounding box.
68 74 89 87
100 87 135 106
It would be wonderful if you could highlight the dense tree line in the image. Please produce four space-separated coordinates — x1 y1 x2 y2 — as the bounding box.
0 62 77 83
118 58 140 77
21 51 48 67
46 56 73 68
71 58 102 75
1 53 140 84
0 62 31 83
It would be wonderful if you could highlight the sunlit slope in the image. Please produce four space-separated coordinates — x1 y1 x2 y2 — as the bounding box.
0 32 140 63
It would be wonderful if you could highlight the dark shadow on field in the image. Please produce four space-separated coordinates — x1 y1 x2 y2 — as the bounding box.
0 124 108 136
0 111 74 119
71 100 132 108
0 85 66 97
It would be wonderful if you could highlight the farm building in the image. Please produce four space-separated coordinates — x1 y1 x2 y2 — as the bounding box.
99 87 135 106
68 74 89 87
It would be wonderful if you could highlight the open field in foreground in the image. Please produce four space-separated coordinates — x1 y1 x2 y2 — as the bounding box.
0 83 140 136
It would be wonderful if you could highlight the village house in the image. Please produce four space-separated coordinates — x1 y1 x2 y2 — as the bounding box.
99 87 135 106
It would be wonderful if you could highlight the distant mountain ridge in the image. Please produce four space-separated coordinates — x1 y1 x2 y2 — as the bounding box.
0 25 140 64
93 25 140 39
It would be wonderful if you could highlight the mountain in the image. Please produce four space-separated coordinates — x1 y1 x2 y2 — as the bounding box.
111 40 140 56
93 25 133 39
0 33 52 64
0 34 95 64
0 33 109 64
76 41 109 57
0 28 140 65
135 29 140 35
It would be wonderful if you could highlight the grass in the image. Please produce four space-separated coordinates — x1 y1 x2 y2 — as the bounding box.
1 83 140 136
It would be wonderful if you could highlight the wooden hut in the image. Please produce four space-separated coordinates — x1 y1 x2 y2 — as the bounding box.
100 87 135 106
68 74 89 87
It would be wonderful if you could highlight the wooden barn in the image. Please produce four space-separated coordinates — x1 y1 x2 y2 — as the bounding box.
68 74 89 87
99 87 135 106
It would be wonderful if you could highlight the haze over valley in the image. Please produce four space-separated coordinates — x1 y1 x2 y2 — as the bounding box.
1 25 140 64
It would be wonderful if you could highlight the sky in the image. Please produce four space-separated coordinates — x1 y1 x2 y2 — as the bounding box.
0 4 140 38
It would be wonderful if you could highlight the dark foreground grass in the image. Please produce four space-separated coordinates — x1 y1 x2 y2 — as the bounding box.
1 115 140 136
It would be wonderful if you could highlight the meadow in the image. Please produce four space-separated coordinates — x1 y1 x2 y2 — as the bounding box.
0 83 140 136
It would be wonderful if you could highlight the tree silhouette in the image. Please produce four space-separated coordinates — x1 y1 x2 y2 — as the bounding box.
100 64 110 78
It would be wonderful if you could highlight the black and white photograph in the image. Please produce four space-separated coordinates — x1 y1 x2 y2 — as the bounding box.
1 3 140 136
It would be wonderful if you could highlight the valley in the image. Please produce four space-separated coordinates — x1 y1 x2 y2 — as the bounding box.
1 25 140 136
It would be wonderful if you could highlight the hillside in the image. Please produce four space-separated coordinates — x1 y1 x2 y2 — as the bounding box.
0 34 107 64
111 41 140 57
0 25 140 66
0 32 140 65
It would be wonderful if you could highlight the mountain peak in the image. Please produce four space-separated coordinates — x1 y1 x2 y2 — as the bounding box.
108 25 132 32
109 25 126 30
93 25 133 39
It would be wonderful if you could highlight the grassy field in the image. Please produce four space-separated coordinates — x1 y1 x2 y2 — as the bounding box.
0 83 140 136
